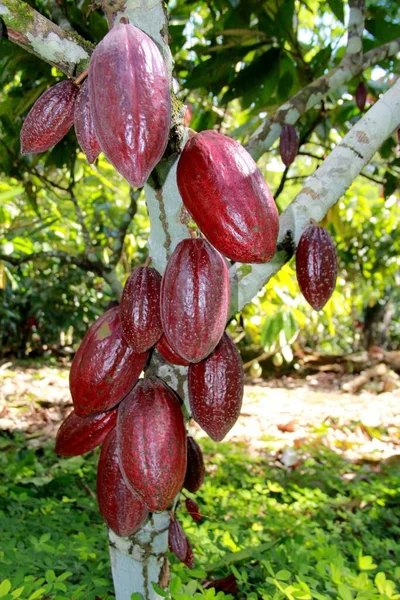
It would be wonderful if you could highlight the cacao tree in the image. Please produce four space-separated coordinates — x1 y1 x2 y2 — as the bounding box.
0 1 400 599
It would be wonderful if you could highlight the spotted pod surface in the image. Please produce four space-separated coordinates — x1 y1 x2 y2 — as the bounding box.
89 23 171 187
117 376 187 512
295 224 338 311
21 80 78 154
185 498 202 522
74 79 101 164
355 81 367 112
168 518 194 568
156 335 191 366
70 307 148 417
160 238 230 363
97 429 149 537
279 123 299 167
120 266 163 353
188 333 244 442
55 407 118 457
183 436 205 493
177 130 279 263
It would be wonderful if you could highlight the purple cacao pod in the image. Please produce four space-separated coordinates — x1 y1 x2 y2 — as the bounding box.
74 79 101 164
168 518 194 568
279 123 299 167
55 407 117 457
355 82 367 112
185 498 202 522
184 436 205 493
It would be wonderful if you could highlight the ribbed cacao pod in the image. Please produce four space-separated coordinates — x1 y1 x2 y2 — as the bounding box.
168 518 194 568
74 79 101 164
21 80 78 154
183 436 205 493
160 238 229 363
70 307 148 417
156 335 191 366
97 429 149 537
188 333 244 441
185 498 202 522
355 82 367 112
279 123 299 167
89 23 171 187
117 376 187 512
120 266 163 353
177 130 279 263
295 224 338 311
55 407 117 456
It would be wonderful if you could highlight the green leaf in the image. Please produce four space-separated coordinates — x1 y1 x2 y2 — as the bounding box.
327 0 344 23
276 570 291 581
0 580 12 597
338 583 352 600
169 577 182 595
151 583 168 597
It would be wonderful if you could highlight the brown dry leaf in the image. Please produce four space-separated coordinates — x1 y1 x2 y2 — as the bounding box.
277 420 296 433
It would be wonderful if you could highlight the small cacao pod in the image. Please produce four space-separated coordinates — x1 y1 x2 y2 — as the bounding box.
160 238 229 363
184 436 205 493
20 80 78 154
188 333 244 441
55 407 117 456
185 498 202 522
156 335 191 366
168 518 194 568
89 23 171 187
70 307 148 417
279 123 299 167
295 223 338 311
120 266 163 353
74 79 101 164
117 376 187 512
355 81 367 112
97 429 149 537
177 130 279 263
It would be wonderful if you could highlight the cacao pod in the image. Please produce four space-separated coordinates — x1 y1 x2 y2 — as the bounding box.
355 81 367 112
188 333 244 441
156 335 191 366
183 436 205 493
160 238 229 363
279 123 299 167
89 23 171 188
185 498 202 522
117 376 187 512
97 429 149 537
176 130 279 263
120 266 163 353
55 407 117 457
295 224 338 311
168 518 194 568
21 80 78 154
70 307 148 417
74 79 101 164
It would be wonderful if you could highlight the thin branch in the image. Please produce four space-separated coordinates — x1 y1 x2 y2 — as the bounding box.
274 165 290 201
69 189 92 252
110 187 140 267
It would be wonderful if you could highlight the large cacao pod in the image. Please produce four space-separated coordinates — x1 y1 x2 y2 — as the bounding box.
279 123 299 167
117 376 187 512
120 266 163 353
55 407 117 457
89 23 171 187
21 80 78 154
155 335 190 367
70 307 148 417
97 429 149 537
160 238 229 363
168 518 194 568
295 224 338 311
188 333 244 441
355 81 367 112
176 130 279 263
74 79 101 164
183 436 205 493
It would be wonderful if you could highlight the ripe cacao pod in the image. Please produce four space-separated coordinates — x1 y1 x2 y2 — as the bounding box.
183 436 205 493
21 80 78 154
188 333 244 442
279 123 299 167
160 238 229 363
117 376 187 512
355 81 367 112
168 518 194 568
97 429 149 537
55 407 117 457
176 130 279 263
120 266 163 353
185 498 202 522
70 307 148 417
74 79 101 164
156 335 190 367
89 23 171 187
295 224 338 311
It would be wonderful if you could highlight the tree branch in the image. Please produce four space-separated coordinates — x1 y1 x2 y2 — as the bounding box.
110 187 139 267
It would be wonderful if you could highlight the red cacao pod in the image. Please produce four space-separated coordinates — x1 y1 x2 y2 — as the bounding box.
183 436 205 493
117 376 187 512
89 23 171 187
176 130 279 263
188 333 244 442
70 307 148 417
160 238 229 363
21 80 78 154
97 429 149 537
156 335 191 366
184 544 195 569
295 224 338 311
168 518 194 568
355 81 367 112
55 407 117 457
279 123 299 167
74 79 101 164
185 498 202 522
120 266 163 353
